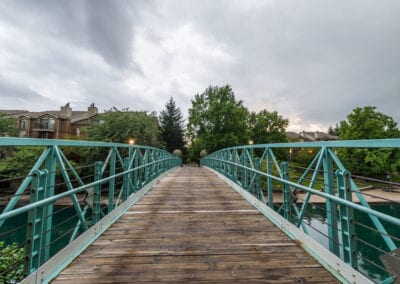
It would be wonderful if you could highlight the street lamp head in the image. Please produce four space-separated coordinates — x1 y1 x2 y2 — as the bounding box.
248 140 254 145
128 138 135 145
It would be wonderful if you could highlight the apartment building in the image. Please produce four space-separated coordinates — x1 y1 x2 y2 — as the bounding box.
0 103 98 139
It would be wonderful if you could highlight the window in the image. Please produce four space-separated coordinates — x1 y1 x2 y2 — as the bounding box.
40 117 55 129
19 120 27 129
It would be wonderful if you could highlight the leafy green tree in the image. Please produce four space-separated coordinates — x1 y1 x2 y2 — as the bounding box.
0 147 44 179
159 97 186 153
187 85 250 161
338 106 400 176
87 107 162 147
0 113 18 137
248 109 289 160
248 110 288 144
0 242 24 283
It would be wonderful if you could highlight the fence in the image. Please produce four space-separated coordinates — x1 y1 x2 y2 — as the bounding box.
201 139 400 284
0 138 181 283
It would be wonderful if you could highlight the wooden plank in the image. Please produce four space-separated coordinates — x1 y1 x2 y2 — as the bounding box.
52 167 338 283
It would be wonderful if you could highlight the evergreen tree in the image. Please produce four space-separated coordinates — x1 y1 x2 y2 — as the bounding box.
159 97 185 153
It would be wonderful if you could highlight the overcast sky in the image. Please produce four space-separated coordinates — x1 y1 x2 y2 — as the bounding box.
0 0 399 131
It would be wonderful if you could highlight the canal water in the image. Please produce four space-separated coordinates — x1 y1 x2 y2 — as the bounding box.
303 203 400 282
1 204 399 282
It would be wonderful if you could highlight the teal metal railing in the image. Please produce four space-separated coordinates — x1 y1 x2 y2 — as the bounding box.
201 139 400 283
0 138 181 282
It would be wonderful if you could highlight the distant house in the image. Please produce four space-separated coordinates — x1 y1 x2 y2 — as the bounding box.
286 131 338 142
0 103 98 139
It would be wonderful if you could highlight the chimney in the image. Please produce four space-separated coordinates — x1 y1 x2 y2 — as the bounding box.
60 102 72 118
88 103 98 116
314 131 319 139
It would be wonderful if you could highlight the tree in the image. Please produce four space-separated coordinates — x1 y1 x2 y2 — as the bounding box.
327 124 339 136
338 106 400 176
248 110 289 144
0 147 44 179
87 108 162 147
159 97 186 153
0 113 18 137
187 85 250 161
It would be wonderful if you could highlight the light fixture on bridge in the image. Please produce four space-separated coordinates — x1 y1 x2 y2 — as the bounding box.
128 138 135 145
248 140 254 145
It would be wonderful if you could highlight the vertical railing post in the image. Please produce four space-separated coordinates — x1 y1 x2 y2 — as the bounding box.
108 148 116 213
282 162 291 220
92 161 103 224
139 151 144 188
266 148 274 209
42 146 56 262
337 169 358 268
255 158 262 200
24 169 48 276
122 157 130 201
323 147 340 256
133 150 139 192
129 147 134 194
244 149 249 190
144 150 150 184
233 151 238 183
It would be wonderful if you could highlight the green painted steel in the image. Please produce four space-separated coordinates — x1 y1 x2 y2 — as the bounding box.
201 139 400 283
336 170 357 268
24 170 47 275
281 162 290 220
0 137 181 278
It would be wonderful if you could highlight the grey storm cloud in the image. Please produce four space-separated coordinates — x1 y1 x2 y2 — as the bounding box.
0 76 45 101
0 0 399 131
0 0 149 70
0 75 53 110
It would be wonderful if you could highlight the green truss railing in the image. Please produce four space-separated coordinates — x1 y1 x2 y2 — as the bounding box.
0 138 181 280
201 139 400 283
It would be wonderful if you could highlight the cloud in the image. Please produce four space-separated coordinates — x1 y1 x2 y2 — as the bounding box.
0 75 50 108
0 0 399 132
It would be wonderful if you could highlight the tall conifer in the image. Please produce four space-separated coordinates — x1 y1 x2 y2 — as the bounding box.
159 97 185 152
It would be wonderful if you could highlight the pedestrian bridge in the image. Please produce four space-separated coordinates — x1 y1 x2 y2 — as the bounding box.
0 138 399 283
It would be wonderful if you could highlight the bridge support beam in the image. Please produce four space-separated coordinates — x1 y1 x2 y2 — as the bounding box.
337 169 357 269
323 148 339 257
24 169 48 275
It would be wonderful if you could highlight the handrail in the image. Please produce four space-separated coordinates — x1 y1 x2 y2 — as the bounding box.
201 139 400 283
0 137 181 282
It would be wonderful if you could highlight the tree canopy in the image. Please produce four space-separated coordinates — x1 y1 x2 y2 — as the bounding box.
0 112 18 136
159 97 185 153
187 85 250 160
248 110 288 144
87 107 162 147
338 106 400 175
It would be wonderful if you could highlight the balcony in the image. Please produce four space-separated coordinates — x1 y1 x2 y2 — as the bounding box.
33 122 55 132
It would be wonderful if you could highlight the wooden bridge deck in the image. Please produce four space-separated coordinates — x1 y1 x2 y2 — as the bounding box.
52 167 337 283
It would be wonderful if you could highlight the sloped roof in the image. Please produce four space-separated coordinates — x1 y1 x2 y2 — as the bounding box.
0 110 29 117
71 113 98 123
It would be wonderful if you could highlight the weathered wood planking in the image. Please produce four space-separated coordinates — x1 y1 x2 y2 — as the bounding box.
52 167 338 283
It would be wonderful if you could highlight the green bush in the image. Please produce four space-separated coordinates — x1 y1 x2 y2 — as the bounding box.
0 242 24 284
